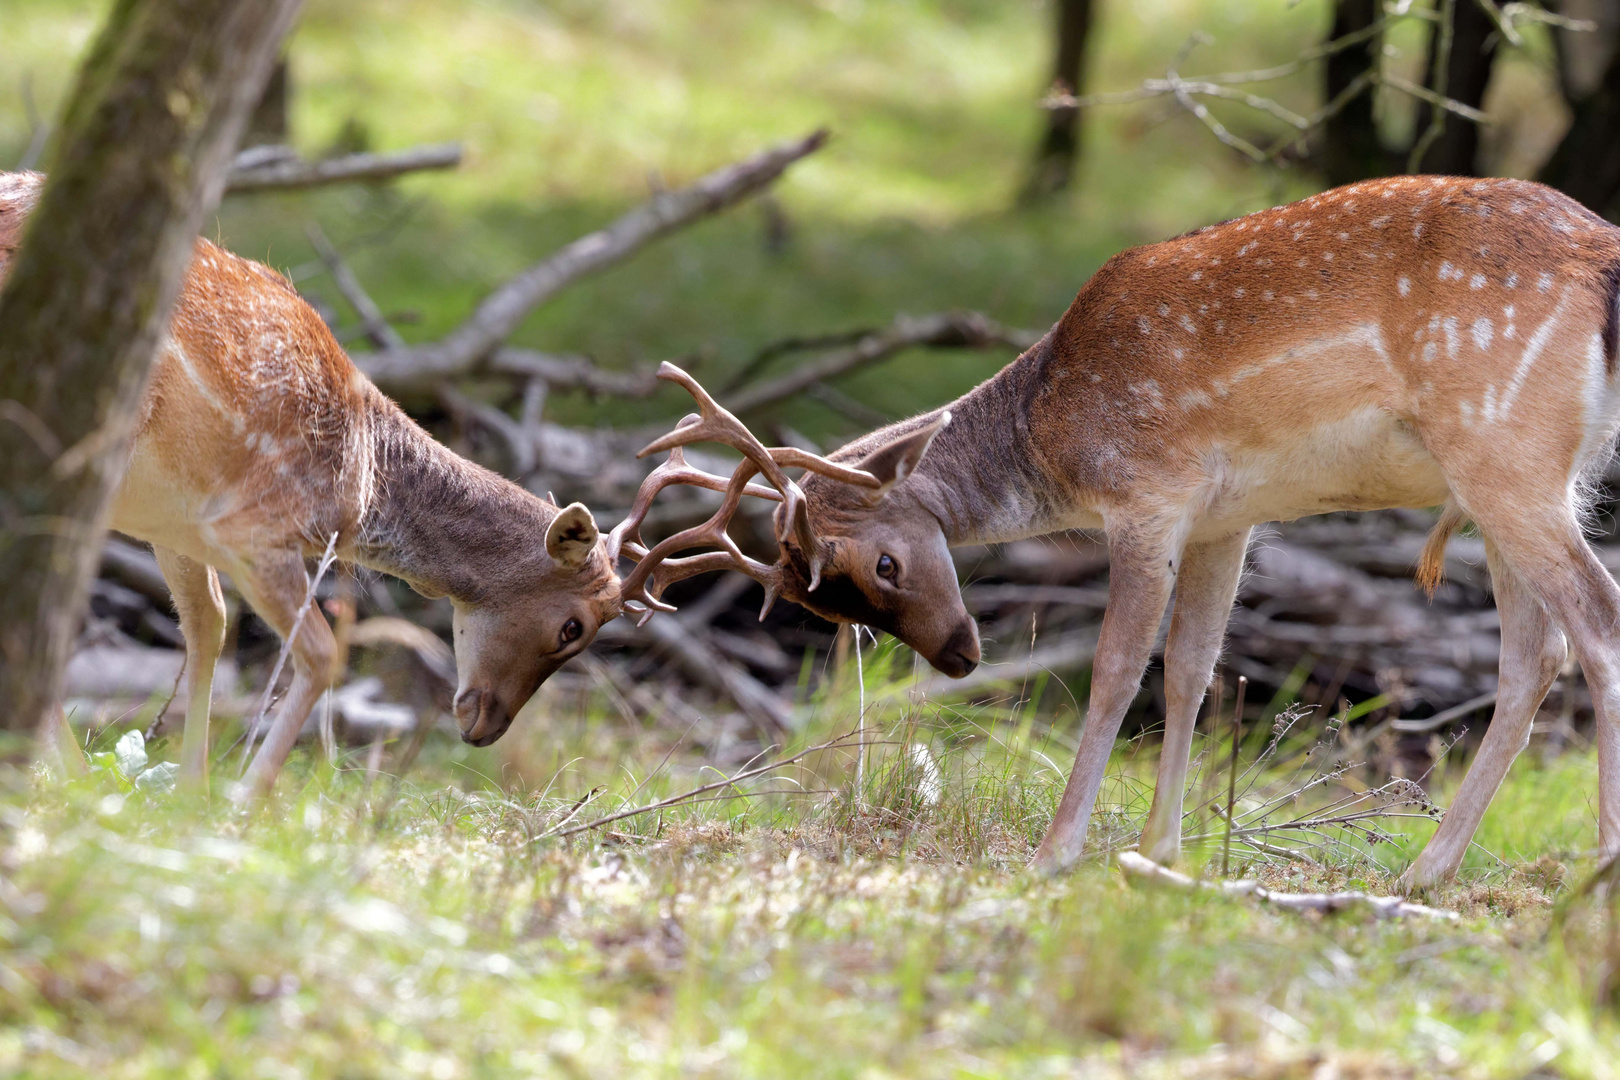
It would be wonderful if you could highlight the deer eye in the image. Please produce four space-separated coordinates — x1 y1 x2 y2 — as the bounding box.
876 554 898 580
560 618 583 646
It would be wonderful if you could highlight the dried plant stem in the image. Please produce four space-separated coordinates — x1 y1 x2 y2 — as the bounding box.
1222 675 1248 876
855 626 868 794
545 729 868 840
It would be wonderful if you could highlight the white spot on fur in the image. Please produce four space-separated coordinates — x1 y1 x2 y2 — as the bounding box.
1469 274 1486 290
1442 317 1459 360
1505 272 1518 288
1497 285 1574 419
1397 276 1410 296
1471 317 1493 350
1538 271 1553 292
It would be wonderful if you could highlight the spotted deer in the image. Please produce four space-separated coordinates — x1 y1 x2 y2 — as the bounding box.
0 171 623 798
629 175 1620 889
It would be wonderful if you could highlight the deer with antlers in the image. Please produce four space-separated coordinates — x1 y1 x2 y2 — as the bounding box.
627 175 1620 889
1 171 624 798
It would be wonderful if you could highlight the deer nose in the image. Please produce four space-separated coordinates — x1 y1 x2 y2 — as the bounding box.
935 620 980 678
455 688 510 746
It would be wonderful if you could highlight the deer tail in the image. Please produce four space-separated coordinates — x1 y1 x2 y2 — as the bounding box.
1416 500 1466 598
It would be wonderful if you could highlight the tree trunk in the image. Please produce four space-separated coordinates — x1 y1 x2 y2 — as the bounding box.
1021 0 1094 202
1541 5 1620 217
1415 0 1498 175
0 0 301 743
1320 0 1396 186
244 57 292 148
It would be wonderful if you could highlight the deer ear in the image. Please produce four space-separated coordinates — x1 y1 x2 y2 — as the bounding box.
546 502 599 570
856 411 950 498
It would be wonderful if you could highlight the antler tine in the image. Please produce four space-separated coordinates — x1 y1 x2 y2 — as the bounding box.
616 455 784 621
643 363 880 591
769 447 882 490
605 422 780 567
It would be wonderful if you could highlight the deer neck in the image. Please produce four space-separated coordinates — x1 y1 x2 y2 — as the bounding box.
901 345 1066 547
353 395 550 603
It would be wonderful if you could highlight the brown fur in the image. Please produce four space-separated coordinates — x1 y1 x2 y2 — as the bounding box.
1 171 621 795
772 175 1620 886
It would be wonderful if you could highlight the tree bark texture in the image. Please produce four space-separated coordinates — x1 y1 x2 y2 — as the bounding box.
0 0 302 737
1541 5 1620 217
1320 0 1396 186
1022 0 1094 200
1415 0 1498 175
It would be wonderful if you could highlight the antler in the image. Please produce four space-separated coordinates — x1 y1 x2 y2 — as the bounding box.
641 363 880 583
610 363 883 623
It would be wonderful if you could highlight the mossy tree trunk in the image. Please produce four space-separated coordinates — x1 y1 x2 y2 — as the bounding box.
0 0 301 743
1320 0 1399 186
1021 0 1094 202
1414 0 1498 176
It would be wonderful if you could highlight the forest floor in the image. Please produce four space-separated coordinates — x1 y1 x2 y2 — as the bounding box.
4 664 1619 1078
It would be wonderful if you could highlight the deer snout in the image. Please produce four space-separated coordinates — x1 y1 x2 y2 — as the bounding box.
932 619 980 678
454 687 512 747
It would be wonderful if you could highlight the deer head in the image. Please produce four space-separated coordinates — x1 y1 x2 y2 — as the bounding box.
616 364 979 678
447 502 624 746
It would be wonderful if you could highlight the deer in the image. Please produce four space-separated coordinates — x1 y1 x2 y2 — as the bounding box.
621 174 1620 890
0 170 624 799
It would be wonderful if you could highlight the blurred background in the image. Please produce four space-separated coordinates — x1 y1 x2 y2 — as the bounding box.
6 0 1618 783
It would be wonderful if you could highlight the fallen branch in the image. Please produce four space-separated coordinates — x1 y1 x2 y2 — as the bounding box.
634 612 795 743
725 311 1039 415
226 142 462 193
1116 851 1457 920
486 347 660 397
360 130 830 393
304 222 406 351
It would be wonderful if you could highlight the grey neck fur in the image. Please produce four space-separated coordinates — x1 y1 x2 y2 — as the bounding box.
874 344 1062 546
353 395 553 603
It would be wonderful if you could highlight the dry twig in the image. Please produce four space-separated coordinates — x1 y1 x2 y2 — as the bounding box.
1118 851 1458 919
226 142 462 193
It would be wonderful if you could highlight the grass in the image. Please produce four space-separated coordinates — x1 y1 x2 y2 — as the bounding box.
5 1 1616 1073
7 647 1620 1077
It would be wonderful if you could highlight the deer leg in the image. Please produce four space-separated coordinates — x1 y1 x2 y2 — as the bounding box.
38 703 88 777
1137 527 1251 866
1031 529 1177 874
153 547 228 794
1442 501 1620 860
1401 537 1565 889
227 551 337 802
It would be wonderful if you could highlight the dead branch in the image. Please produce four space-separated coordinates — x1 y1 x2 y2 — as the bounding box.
225 142 463 193
304 222 405 351
359 130 830 393
545 728 868 839
1051 2 1545 170
486 347 660 397
724 311 1039 415
623 612 795 742
1116 851 1457 919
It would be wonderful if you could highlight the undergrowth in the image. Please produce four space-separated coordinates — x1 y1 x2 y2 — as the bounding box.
6 645 1620 1077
